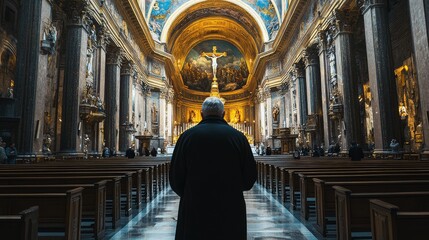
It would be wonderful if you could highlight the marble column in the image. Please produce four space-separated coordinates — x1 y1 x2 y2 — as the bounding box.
105 48 122 151
289 77 298 129
409 0 429 159
266 90 273 139
318 31 331 148
59 2 89 155
303 47 322 115
15 0 43 155
304 46 323 146
362 1 401 152
332 10 362 152
94 26 108 152
293 63 307 126
159 90 167 140
167 94 174 145
119 62 133 153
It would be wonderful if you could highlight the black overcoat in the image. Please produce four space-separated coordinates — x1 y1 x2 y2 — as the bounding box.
170 116 257 240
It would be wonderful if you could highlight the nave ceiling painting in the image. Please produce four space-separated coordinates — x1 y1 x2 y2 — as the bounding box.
136 0 290 100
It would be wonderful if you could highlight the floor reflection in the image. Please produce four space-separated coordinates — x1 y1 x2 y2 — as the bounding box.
107 185 318 240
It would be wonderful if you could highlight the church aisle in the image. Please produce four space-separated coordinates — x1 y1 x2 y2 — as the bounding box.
108 185 318 240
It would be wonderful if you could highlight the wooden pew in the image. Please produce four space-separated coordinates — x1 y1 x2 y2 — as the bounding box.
0 187 83 240
0 206 38 240
314 179 429 236
0 182 107 239
370 199 429 240
0 176 121 228
0 165 151 202
298 169 429 220
0 171 134 216
334 186 429 240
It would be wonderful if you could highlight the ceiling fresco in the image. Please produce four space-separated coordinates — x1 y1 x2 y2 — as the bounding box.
181 40 249 93
145 0 282 41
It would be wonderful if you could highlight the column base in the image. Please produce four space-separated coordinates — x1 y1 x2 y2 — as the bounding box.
420 150 429 161
56 151 85 160
17 154 37 164
372 149 402 159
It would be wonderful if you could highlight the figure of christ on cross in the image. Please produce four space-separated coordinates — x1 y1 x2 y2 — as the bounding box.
201 46 227 80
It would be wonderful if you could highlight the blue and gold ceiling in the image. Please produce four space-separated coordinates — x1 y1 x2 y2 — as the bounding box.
144 0 288 42
136 0 290 98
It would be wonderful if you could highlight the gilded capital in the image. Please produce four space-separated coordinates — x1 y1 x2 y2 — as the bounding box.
303 47 319 67
317 30 328 53
106 48 123 65
330 9 353 37
121 62 135 76
65 0 90 26
292 62 305 78
360 0 387 14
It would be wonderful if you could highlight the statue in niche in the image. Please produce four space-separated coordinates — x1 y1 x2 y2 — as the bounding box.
399 102 408 120
151 103 158 123
272 105 280 122
42 134 52 154
86 25 97 79
7 86 13 98
83 134 90 158
96 95 104 111
328 49 337 85
188 110 197 123
232 109 241 123
47 25 57 46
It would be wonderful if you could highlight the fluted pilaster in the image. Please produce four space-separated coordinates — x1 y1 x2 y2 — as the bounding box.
318 30 332 148
105 48 123 151
292 62 307 125
119 62 134 152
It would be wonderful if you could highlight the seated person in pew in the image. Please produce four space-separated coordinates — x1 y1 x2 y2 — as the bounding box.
125 146 136 159
349 142 364 161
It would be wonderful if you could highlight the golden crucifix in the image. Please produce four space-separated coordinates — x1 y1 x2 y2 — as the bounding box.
201 46 227 80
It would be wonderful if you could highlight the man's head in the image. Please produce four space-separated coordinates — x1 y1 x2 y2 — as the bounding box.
201 97 225 119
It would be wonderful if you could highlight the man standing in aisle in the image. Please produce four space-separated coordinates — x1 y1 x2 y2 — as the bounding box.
170 97 257 240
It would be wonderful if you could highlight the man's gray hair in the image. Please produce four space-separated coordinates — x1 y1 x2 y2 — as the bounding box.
201 97 224 117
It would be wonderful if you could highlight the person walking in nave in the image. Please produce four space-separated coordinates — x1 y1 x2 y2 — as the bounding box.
170 97 257 240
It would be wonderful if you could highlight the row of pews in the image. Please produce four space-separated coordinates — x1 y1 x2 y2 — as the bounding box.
256 156 429 240
0 157 171 240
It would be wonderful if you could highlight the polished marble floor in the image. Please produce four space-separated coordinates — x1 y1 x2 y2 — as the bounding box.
106 184 322 240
